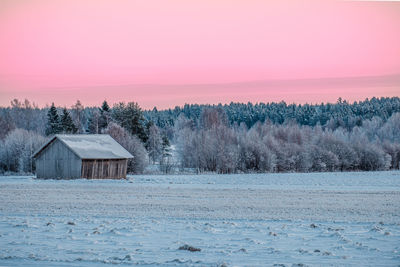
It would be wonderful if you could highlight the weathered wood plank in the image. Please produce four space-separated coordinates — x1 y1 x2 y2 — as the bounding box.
81 159 127 179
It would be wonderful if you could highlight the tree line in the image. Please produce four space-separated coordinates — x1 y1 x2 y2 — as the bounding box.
144 97 400 131
0 97 399 174
173 109 400 173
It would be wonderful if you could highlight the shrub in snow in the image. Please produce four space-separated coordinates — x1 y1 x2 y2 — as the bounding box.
178 244 201 252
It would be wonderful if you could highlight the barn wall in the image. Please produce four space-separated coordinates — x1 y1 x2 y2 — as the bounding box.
81 159 128 179
35 139 81 179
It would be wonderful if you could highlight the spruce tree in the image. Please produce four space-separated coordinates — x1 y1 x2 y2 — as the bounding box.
111 102 148 143
101 100 110 112
45 103 61 136
144 120 154 148
99 100 110 131
60 108 77 134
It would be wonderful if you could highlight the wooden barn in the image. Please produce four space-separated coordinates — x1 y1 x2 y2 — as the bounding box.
33 134 133 179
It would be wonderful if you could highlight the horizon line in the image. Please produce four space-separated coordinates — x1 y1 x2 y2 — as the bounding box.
1 73 399 109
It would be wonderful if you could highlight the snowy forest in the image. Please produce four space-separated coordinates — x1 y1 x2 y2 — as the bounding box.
0 97 400 175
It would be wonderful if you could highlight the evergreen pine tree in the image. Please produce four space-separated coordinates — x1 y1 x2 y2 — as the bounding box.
45 103 61 136
144 120 154 148
111 102 148 143
60 108 77 134
99 100 110 131
101 100 110 112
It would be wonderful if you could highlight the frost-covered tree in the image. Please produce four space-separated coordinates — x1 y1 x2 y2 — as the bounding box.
315 130 358 171
0 129 47 173
0 112 15 140
71 100 86 133
159 136 173 173
9 99 41 132
147 125 163 164
87 109 101 134
237 127 275 172
103 122 148 174
349 127 391 171
381 141 400 170
179 129 194 169
161 135 172 158
378 113 400 143
309 145 339 172
200 107 228 129
352 142 391 171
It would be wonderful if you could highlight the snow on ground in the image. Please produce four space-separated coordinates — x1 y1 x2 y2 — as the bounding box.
0 171 399 266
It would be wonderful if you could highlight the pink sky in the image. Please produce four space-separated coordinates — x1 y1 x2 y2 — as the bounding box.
0 0 399 109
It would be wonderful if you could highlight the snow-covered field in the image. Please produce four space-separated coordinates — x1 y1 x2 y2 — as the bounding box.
0 171 399 266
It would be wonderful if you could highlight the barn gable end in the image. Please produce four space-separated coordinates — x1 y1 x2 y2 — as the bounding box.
35 138 81 179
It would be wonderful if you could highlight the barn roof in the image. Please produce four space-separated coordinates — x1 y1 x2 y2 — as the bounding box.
33 134 134 159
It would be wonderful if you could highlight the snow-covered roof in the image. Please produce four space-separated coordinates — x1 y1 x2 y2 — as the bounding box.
33 134 134 159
